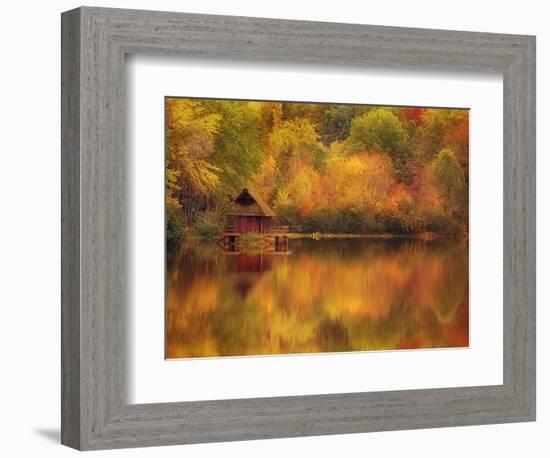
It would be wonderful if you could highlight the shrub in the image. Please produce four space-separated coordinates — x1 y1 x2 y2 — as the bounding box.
237 232 266 253
166 210 183 250
379 213 407 234
193 211 223 240
302 208 337 233
426 212 462 235
238 232 263 245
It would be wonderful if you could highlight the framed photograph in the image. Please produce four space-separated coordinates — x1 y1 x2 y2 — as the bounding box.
61 6 536 450
164 97 471 360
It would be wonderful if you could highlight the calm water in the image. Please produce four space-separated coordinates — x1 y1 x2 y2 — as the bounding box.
166 238 469 359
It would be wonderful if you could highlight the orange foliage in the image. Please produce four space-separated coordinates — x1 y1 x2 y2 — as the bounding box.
399 107 427 125
388 182 412 213
444 115 469 170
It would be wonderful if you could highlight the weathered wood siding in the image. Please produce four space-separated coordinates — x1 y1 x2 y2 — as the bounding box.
236 216 272 234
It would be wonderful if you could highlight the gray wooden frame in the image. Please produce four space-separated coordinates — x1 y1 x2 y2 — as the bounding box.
61 6 536 451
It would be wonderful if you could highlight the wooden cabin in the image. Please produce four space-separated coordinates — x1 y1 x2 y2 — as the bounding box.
225 188 276 234
219 188 289 251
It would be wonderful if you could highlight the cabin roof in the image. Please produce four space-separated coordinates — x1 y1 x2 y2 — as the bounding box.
226 188 276 217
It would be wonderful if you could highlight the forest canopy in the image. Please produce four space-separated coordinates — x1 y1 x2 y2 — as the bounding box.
166 98 469 246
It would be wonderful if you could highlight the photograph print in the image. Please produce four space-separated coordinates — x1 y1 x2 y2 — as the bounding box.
165 97 469 359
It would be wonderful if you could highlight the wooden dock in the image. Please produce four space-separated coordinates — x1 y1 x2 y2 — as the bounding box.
217 225 290 252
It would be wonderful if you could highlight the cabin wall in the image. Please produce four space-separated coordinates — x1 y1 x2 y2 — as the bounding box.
236 216 271 234
237 216 261 234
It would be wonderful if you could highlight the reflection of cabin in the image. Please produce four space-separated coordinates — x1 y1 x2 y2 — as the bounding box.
226 253 272 298
226 252 272 273
219 188 289 251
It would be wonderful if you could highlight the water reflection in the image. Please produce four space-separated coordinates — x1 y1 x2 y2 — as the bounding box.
166 238 469 359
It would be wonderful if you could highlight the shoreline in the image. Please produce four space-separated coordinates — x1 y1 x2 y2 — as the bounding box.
288 232 468 241
182 231 468 244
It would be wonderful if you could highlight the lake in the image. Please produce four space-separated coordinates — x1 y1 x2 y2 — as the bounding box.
166 237 469 359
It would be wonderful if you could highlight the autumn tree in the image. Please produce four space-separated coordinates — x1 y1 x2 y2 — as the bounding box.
259 102 283 132
266 118 327 184
418 109 469 165
166 99 222 225
320 105 370 145
203 100 263 198
260 118 328 227
346 109 412 182
443 114 469 176
398 107 426 126
281 102 329 126
432 148 467 225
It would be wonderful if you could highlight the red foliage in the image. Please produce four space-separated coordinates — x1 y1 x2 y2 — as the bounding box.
399 107 427 125
444 116 469 169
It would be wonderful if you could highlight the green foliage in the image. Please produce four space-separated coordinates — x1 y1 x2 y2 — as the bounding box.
426 213 462 235
300 205 383 234
347 109 408 153
346 109 412 181
205 100 263 195
268 118 322 167
379 213 408 234
235 233 268 254
193 210 223 241
310 142 329 171
433 148 467 222
166 209 183 249
320 105 369 145
271 188 301 230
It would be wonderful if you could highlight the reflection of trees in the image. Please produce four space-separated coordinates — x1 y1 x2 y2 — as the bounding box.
429 248 468 324
166 239 469 358
207 295 265 357
317 318 350 352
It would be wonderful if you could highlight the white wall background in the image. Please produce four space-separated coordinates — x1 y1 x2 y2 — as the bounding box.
0 1 546 456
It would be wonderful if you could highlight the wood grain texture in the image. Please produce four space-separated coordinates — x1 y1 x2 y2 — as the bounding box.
60 7 81 449
61 6 536 450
